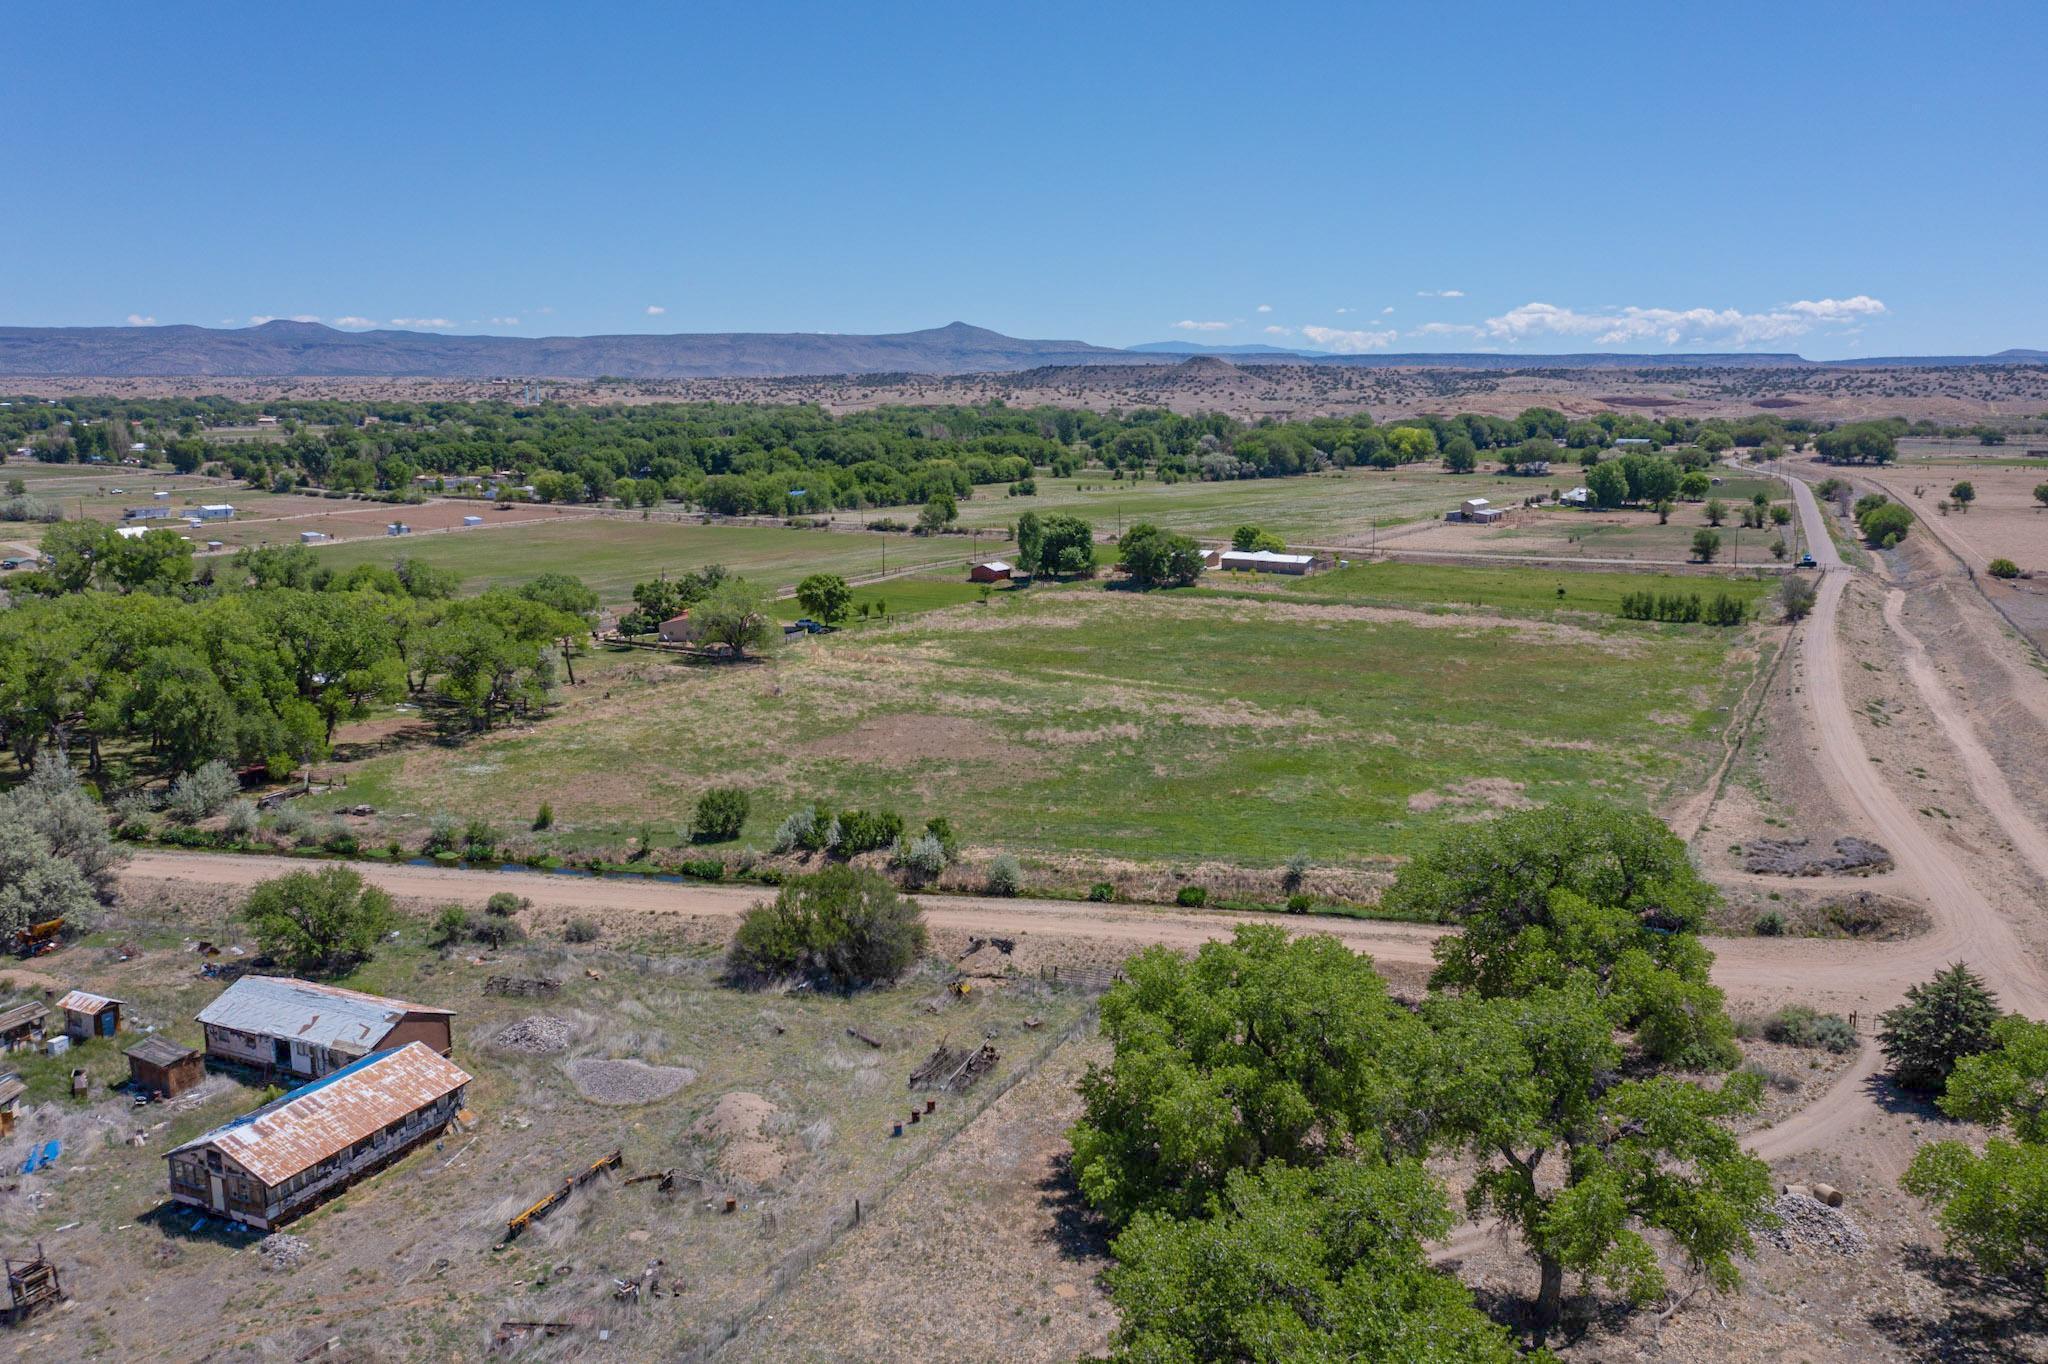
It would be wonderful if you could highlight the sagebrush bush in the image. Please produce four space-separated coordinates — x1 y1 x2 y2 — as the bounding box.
986 854 1022 897
773 806 817 854
1753 909 1786 937
564 917 600 943
894 833 948 887
1762 1005 1858 1054
269 803 310 836
166 761 238 824
222 800 260 841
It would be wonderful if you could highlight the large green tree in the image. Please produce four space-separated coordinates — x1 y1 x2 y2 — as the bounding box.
1420 976 1772 1337
1069 925 1423 1227
1116 522 1204 589
239 865 396 973
1099 1159 1532 1364
1879 962 2002 1093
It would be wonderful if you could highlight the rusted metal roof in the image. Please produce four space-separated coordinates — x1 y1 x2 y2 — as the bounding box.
126 1036 199 1068
168 1042 471 1187
0 1002 47 1033
195 976 453 1054
57 990 122 1014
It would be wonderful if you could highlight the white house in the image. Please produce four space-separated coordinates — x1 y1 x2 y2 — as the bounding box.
194 504 236 521
1560 487 1591 506
1218 549 1317 575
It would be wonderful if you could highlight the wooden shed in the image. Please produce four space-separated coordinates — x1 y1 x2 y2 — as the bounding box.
57 991 122 1042
968 560 1013 583
0 1003 46 1053
0 1075 23 1137
126 1037 204 1099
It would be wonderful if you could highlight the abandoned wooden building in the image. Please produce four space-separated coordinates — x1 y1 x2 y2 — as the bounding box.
126 1036 204 1098
196 976 455 1081
0 1074 24 1137
58 991 122 1042
164 1042 472 1229
0 1003 46 1053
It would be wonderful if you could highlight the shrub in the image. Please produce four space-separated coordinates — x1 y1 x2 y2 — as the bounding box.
1762 1005 1857 1053
1753 909 1786 936
420 813 460 857
431 904 471 947
485 891 526 918
894 833 948 887
222 799 260 842
679 857 725 881
270 803 309 837
1175 885 1208 907
564 917 601 943
1778 576 1817 622
165 760 238 824
772 806 818 854
835 807 903 856
1286 893 1314 915
1281 851 1311 895
533 801 554 831
922 816 959 861
694 786 751 843
322 829 360 855
1088 881 1116 903
462 818 499 860
985 854 1021 897
726 865 927 990
472 915 525 948
1987 558 2020 580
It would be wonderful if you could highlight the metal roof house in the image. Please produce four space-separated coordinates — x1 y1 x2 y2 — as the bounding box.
165 1042 471 1229
968 560 1013 583
197 976 455 1081
193 504 236 520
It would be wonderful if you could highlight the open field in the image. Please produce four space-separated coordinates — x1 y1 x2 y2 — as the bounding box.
1860 456 2048 571
1270 560 1778 616
0 889 1092 1362
302 573 1766 876
311 517 978 603
192 497 576 550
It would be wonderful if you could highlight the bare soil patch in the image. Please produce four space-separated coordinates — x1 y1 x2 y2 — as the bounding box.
690 1091 791 1186
566 1057 697 1105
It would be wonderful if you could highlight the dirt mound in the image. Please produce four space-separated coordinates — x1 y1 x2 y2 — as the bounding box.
565 1058 696 1105
1760 1192 1869 1256
1407 778 1531 815
494 1015 574 1055
1742 836 1892 876
690 1091 789 1185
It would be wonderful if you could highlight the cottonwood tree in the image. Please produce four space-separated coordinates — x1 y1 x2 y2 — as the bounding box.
1069 925 1424 1227
1902 1015 2048 1289
1419 976 1772 1338
691 579 776 658
1099 1159 1532 1364
1116 522 1204 589
794 573 852 625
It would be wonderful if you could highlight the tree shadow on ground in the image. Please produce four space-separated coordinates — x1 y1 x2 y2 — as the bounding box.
1867 1243 2047 1362
1864 1071 1950 1121
1036 1151 1111 1264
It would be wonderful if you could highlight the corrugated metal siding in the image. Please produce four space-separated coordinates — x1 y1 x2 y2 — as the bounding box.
169 1042 472 1187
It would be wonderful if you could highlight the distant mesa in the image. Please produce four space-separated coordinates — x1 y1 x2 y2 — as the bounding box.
0 318 2039 379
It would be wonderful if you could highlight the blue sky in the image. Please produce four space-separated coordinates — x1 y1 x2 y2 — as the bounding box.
8 1 2044 356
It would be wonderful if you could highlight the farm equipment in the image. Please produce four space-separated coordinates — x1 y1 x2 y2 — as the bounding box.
8 919 63 959
497 1149 621 1248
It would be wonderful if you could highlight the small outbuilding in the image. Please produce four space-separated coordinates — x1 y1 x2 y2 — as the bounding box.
1559 487 1591 506
0 1074 23 1136
461 515 484 527
968 560 1012 583
1447 497 1508 524
1218 549 1317 575
194 504 236 521
657 612 693 643
58 991 122 1041
0 1003 47 1053
126 1036 204 1098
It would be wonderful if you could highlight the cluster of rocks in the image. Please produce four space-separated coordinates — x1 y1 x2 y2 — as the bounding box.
493 1015 574 1055
1761 1192 1869 1257
565 1058 697 1105
1743 836 1893 877
256 1233 312 1272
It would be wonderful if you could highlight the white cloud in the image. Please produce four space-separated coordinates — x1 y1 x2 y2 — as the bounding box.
538 305 555 315
1472 295 1887 348
390 317 457 329
1300 325 1398 353
1334 307 1351 315
333 316 377 329
1412 321 1483 338
1417 289 1466 298
1381 306 1395 315
248 315 275 325
1173 319 1231 331
489 316 521 326
1262 325 1294 336
1255 303 1272 313
124 313 156 326
645 304 667 316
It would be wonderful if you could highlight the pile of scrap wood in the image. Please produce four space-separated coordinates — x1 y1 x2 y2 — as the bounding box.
909 1038 999 1093
484 975 561 998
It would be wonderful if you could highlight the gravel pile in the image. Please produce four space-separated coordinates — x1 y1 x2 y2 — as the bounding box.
1761 1193 1869 1256
494 1015 574 1055
565 1058 697 1105
1742 836 1892 877
257 1233 312 1272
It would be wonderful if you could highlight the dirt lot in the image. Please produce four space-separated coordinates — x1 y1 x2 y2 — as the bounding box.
198 497 583 550
1862 458 2048 573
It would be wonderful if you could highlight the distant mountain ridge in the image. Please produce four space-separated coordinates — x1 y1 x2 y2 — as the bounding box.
0 319 2040 378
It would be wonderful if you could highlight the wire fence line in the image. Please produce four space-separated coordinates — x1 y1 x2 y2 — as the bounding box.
674 998 1103 1362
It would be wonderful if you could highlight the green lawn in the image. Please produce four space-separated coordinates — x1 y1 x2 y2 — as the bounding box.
312 518 975 602
337 578 1760 870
